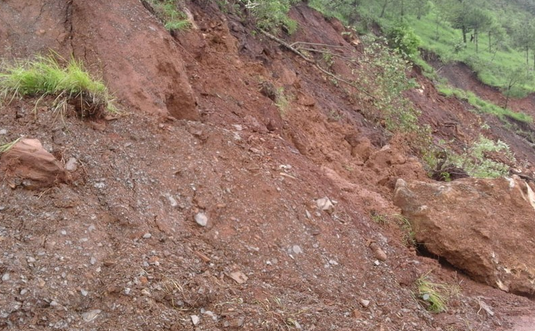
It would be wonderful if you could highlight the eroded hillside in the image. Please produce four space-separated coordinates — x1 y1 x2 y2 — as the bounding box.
0 1 534 330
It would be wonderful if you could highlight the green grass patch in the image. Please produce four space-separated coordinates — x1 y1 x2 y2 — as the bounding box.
437 84 533 124
416 274 455 313
146 0 191 32
0 55 116 117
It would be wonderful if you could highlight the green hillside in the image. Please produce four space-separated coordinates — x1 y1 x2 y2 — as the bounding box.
310 0 535 96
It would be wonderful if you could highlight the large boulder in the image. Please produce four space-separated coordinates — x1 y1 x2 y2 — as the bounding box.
394 176 535 296
0 138 69 189
0 0 198 120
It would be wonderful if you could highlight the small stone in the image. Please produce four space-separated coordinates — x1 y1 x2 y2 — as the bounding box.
20 289 28 295
228 271 248 284
195 213 208 227
2 273 10 281
374 260 381 266
0 129 7 135
191 315 200 326
142 233 152 239
65 158 78 171
203 310 218 321
360 299 371 308
27 256 36 263
315 197 334 212
80 289 88 297
166 195 178 208
90 257 97 265
82 309 102 322
292 245 303 254
353 309 362 319
369 242 387 261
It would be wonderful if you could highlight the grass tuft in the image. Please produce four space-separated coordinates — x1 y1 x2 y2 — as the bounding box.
416 273 456 313
0 55 116 117
0 137 21 154
146 0 191 32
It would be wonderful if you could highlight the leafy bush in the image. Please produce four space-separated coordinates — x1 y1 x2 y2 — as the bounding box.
240 0 299 33
356 35 421 133
0 55 116 116
387 24 422 60
456 135 514 178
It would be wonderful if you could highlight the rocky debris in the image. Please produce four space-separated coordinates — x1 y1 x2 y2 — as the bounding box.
394 176 535 296
0 138 69 189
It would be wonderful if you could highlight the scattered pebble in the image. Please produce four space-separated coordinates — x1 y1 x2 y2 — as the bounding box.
90 257 97 265
195 212 208 227
292 245 303 254
316 197 335 212
81 289 88 297
166 194 178 208
82 309 102 322
191 315 200 326
0 129 7 135
228 271 248 284
143 233 152 239
2 273 10 281
369 242 387 261
65 158 78 171
360 299 371 308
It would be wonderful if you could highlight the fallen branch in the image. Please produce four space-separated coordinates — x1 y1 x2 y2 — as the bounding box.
258 29 374 98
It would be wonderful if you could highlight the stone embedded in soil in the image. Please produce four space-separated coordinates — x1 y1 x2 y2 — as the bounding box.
394 176 535 296
191 315 200 326
195 212 208 227
65 157 78 171
292 245 303 254
0 138 69 189
82 309 102 322
315 197 335 212
360 299 371 308
369 242 387 261
228 271 248 284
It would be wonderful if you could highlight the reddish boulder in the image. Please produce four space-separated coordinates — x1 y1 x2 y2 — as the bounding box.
1 139 69 189
394 176 535 296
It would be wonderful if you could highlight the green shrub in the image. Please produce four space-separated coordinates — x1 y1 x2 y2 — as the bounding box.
387 24 422 60
241 0 299 33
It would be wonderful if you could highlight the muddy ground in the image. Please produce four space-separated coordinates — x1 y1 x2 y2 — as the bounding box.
1 1 534 330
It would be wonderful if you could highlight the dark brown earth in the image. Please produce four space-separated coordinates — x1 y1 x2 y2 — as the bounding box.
1 1 535 330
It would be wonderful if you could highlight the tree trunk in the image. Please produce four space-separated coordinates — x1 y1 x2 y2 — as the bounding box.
380 0 389 18
488 31 491 52
462 26 467 43
474 29 479 54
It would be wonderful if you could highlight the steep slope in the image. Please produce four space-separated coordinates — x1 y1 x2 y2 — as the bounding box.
0 1 534 330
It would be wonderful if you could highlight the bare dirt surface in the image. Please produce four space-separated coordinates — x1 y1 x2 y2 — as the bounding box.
1 1 535 330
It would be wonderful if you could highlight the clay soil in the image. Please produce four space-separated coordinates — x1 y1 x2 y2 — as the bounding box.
0 1 534 330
